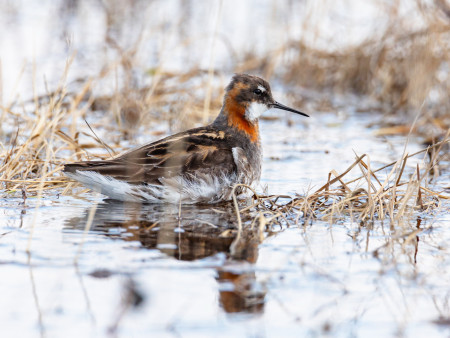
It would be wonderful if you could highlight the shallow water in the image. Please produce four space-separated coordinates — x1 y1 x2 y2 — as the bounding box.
1 1 449 337
1 111 449 338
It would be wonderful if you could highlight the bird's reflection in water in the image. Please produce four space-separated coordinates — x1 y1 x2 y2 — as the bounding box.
65 199 266 314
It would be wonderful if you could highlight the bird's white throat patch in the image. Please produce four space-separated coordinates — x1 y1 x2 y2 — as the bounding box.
245 102 268 122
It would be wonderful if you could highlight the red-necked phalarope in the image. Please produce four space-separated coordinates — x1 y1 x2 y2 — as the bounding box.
64 74 309 203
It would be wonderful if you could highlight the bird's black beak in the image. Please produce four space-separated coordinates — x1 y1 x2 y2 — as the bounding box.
270 101 309 117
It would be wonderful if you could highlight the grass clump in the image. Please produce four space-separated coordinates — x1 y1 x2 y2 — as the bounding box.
237 135 449 229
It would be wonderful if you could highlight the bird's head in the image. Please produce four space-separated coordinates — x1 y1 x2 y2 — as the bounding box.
219 74 308 141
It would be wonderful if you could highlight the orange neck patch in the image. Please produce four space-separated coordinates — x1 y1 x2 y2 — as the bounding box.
224 85 259 142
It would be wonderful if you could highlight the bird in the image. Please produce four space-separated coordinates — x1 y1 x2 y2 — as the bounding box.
63 74 309 204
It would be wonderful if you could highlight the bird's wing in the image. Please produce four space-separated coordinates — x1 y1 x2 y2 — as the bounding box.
64 127 237 185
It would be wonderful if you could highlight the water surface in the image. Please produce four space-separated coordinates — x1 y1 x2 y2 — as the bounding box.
1 112 449 338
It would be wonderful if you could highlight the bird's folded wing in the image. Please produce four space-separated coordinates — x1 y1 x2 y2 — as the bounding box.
64 128 237 185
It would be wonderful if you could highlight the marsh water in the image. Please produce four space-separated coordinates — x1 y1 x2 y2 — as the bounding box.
1 1 450 337
1 111 449 337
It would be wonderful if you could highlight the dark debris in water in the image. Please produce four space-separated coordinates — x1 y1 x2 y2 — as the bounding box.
124 279 145 309
432 317 450 326
88 269 114 279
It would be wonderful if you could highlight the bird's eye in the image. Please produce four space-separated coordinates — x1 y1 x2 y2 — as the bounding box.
254 89 263 96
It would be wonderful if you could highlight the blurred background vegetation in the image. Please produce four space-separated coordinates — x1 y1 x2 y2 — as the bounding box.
0 0 448 190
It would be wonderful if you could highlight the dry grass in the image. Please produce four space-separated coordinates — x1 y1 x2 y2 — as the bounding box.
281 1 450 131
0 0 448 233
228 1 450 138
226 133 449 258
2 70 447 235
237 135 449 228
0 69 224 195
